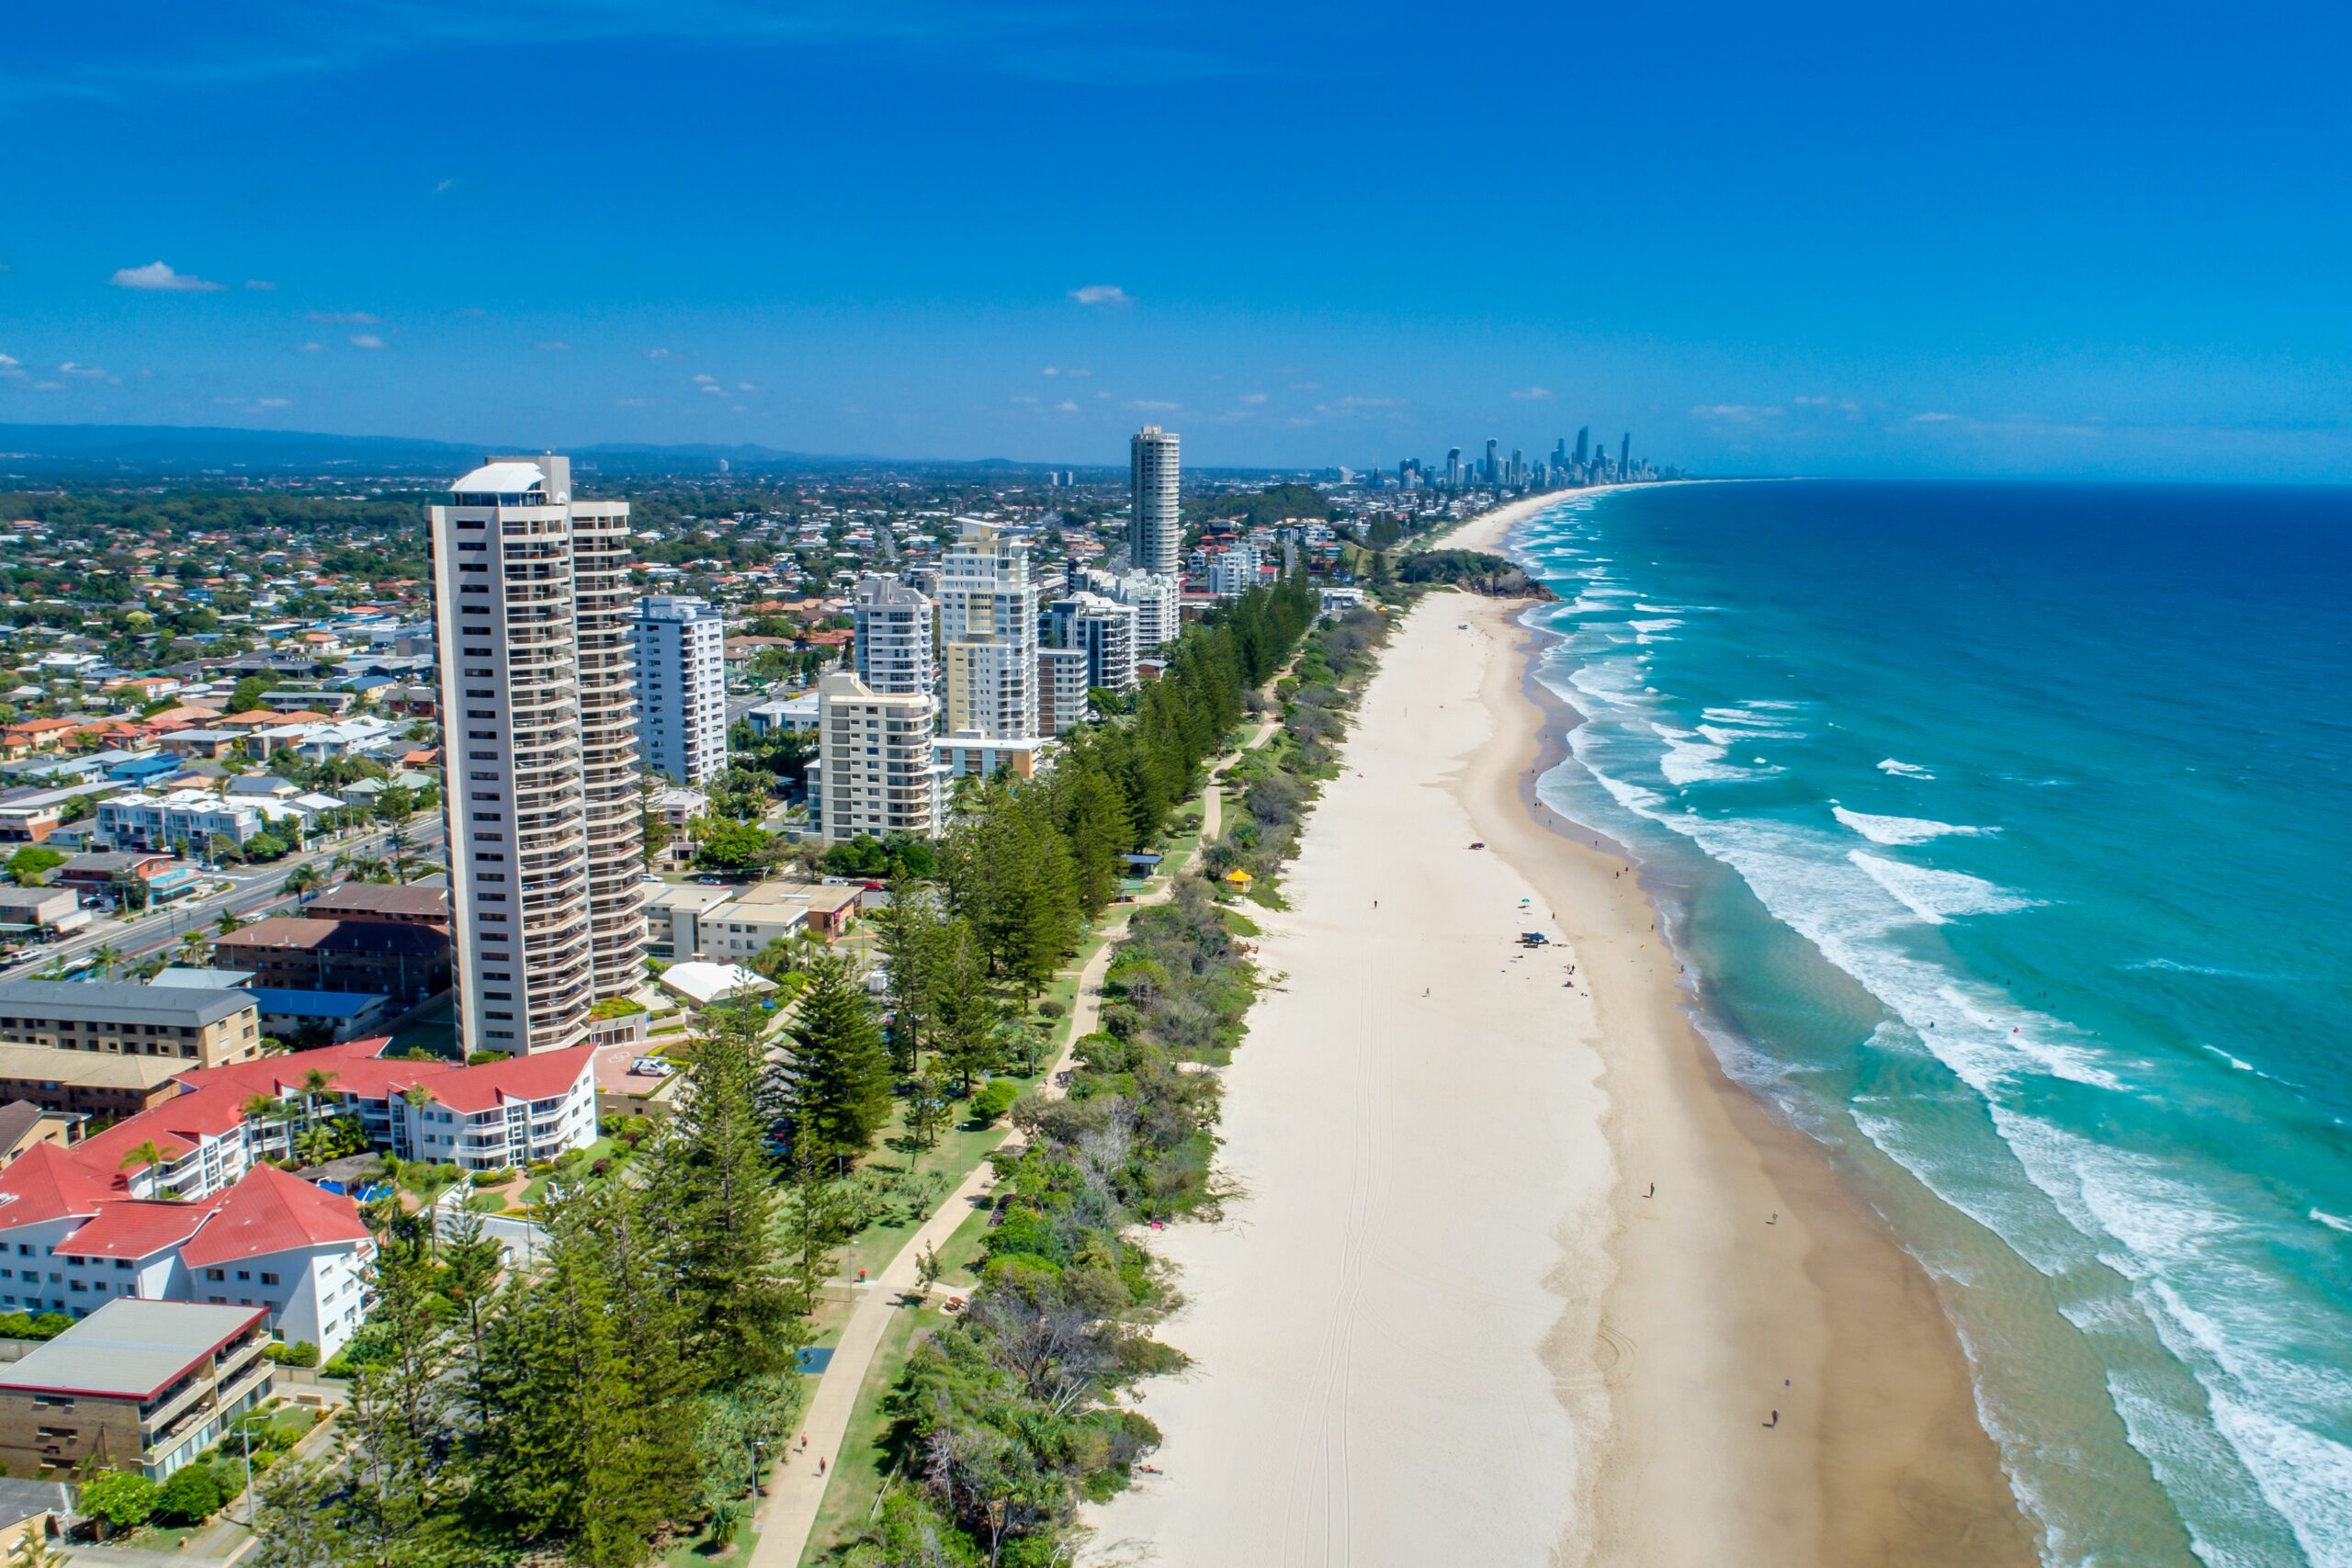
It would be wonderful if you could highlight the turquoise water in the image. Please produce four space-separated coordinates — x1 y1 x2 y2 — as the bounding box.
1508 480 2352 1568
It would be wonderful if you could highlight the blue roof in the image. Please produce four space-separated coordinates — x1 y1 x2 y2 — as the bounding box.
243 987 386 1019
107 753 184 780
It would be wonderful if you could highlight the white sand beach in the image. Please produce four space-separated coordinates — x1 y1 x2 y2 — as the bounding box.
1083 571 2028 1565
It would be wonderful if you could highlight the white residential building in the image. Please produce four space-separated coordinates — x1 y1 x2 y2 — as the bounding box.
1080 567 1181 651
1038 647 1091 737
1047 592 1139 694
809 671 943 846
96 791 263 853
852 575 935 699
631 595 729 786
1129 425 1182 576
1206 542 1262 600
937 521 1038 741
429 455 646 1057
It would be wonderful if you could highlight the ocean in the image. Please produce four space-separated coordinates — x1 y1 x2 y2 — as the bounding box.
1506 479 2352 1568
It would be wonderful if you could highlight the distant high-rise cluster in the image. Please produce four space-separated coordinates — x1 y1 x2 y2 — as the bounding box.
1385 418 1669 494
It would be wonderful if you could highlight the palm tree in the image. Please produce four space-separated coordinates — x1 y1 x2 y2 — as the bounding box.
88 943 122 980
119 1139 174 1195
280 862 323 897
300 1068 336 1139
175 931 210 968
240 1093 290 1156
216 907 244 937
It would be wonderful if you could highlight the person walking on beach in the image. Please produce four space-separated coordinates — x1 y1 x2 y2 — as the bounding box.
1767 1410 1780 1428
1645 1181 1656 1199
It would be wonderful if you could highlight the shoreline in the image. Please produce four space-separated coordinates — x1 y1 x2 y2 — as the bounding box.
1080 574 2030 1563
1466 595 2031 1565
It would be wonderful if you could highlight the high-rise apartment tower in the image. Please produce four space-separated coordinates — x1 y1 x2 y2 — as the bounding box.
630 595 728 787
1128 425 1182 576
429 456 645 1057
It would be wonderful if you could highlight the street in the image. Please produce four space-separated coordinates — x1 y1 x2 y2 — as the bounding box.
1 818 447 984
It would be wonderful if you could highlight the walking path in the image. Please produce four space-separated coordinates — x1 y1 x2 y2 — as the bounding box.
746 716 1265 1567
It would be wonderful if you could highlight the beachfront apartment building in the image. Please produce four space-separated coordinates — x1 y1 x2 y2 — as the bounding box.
630 595 729 787
1046 592 1140 694
1129 424 1182 577
938 521 1040 741
852 575 936 701
1079 567 1181 652
1206 543 1263 601
429 455 647 1057
1038 647 1090 737
808 671 944 846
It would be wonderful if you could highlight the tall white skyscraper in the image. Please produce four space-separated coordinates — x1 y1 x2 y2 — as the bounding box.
430 455 646 1057
852 574 935 699
937 520 1038 740
631 595 728 787
1128 424 1181 576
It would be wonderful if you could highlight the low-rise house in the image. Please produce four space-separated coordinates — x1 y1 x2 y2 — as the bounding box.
0 1299 276 1477
0 890 77 937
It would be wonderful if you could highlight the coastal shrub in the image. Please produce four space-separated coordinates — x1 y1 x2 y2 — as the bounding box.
969 1080 1021 1124
263 1339 319 1367
470 1168 515 1188
82 1469 158 1532
155 1461 224 1524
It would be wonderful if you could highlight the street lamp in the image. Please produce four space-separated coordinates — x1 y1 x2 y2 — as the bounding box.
750 1437 765 1498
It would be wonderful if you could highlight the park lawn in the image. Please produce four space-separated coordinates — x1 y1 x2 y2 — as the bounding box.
797 1300 944 1566
662 1522 754 1568
520 1135 625 1204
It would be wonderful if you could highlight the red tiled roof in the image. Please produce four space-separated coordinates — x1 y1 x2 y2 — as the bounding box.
170 1038 424 1103
0 1142 112 1226
180 1163 368 1268
54 1199 213 1259
74 1082 256 1178
425 1044 597 1113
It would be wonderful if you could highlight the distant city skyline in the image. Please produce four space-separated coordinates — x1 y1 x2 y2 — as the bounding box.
6 3 2351 480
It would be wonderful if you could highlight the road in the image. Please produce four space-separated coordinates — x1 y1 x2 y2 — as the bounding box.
1 819 446 984
748 722 1251 1567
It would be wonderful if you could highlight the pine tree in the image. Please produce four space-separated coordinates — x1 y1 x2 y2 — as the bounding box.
928 916 1003 1092
650 1005 806 1384
1060 758 1132 916
783 954 895 1158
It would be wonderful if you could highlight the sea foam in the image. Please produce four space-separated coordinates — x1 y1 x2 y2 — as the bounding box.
1833 806 1997 846
1849 852 2041 924
1877 758 1936 779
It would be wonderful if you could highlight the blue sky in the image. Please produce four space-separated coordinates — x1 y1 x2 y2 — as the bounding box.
5 1 2349 479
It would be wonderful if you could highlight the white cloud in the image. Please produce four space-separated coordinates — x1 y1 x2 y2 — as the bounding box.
0 354 20 379
1125 399 1180 412
308 310 379 325
295 341 325 353
1240 392 1268 405
1011 394 1040 405
348 333 386 349
737 382 757 392
434 178 457 194
59 362 107 378
254 397 290 409
691 372 718 385
646 346 677 359
1509 385 1555 400
1794 394 1830 406
1910 411 1959 423
536 340 571 352
1054 400 1080 413
111 261 223 292
1691 403 1784 423
701 385 726 395
1042 366 1091 378
243 279 276 291
1069 284 1130 307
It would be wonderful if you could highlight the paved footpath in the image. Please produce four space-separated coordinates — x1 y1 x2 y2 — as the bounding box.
747 770 1234 1567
